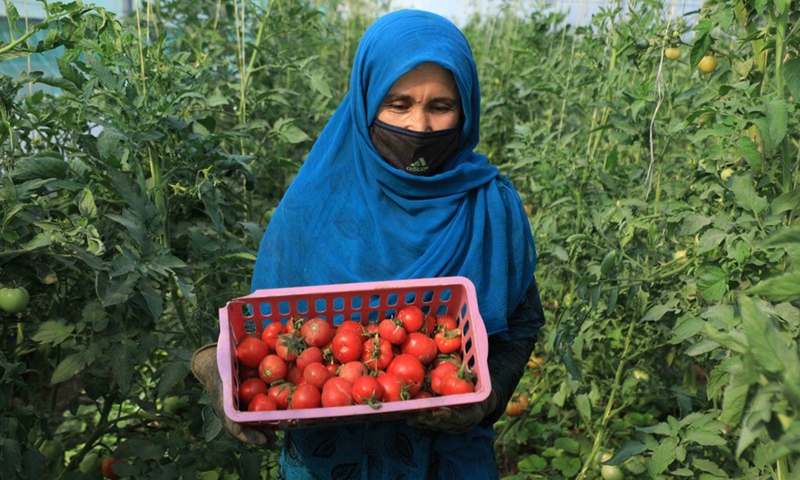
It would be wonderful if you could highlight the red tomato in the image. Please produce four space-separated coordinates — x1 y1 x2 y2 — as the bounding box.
325 362 340 376
396 305 425 333
338 361 368 384
285 364 304 385
321 377 354 407
386 354 426 396
303 362 334 390
260 321 286 350
236 336 269 368
420 313 437 336
239 366 259 381
352 375 384 405
436 314 458 332
247 393 278 411
361 336 393 371
412 390 434 399
401 332 438 365
337 320 367 341
331 330 363 364
429 361 459 395
258 354 287 384
440 372 475 395
289 383 321 409
377 372 407 402
434 329 462 354
238 377 268 408
378 318 407 345
365 323 380 336
101 457 126 480
301 317 333 348
296 346 324 371
285 315 305 334
433 352 462 368
267 383 293 410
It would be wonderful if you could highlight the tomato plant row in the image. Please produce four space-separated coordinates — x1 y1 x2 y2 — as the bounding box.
233 305 475 413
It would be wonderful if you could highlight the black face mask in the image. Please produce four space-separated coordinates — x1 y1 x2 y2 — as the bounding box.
369 119 460 176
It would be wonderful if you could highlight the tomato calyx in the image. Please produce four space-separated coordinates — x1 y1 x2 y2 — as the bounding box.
275 331 307 362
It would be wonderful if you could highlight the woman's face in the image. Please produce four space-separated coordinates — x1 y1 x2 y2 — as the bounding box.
375 62 461 132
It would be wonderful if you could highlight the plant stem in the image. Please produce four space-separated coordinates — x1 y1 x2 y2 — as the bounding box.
574 316 638 480
133 0 147 95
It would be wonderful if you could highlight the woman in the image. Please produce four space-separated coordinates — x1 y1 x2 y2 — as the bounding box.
193 9 545 479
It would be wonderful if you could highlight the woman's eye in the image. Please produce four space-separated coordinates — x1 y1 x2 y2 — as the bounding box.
387 103 409 111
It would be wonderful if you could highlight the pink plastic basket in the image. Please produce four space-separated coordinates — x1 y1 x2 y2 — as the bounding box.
217 276 491 429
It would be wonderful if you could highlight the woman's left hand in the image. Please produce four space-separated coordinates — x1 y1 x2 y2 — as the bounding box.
406 391 497 434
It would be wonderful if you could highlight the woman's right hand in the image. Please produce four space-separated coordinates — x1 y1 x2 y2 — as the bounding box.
190 344 274 446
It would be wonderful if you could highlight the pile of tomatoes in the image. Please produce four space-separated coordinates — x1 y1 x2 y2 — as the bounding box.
233 305 476 412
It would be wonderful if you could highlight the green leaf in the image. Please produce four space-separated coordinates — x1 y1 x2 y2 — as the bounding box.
5 3 21 34
32 321 74 346
517 454 547 472
77 188 97 219
648 436 678 476
51 352 86 385
730 175 768 215
770 188 800 216
683 429 727 446
740 295 791 373
758 226 800 249
279 124 310 144
765 100 788 148
112 341 137 392
696 228 727 254
309 71 332 98
746 272 800 302
606 441 647 465
697 265 729 301
670 315 705 344
139 278 164 322
641 304 674 322
736 417 763 458
785 58 800 101
554 437 581 454
38 76 81 95
720 371 750 427
575 394 591 425
154 361 189 399
102 275 139 307
736 137 762 170
10 154 69 181
681 214 713 235
202 404 222 441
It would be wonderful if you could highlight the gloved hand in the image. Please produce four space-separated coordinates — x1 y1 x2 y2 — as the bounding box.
406 390 498 434
191 343 274 446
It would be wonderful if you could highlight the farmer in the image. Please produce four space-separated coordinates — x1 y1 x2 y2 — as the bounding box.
192 9 545 479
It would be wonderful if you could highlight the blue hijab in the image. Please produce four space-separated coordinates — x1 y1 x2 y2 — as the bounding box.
251 10 535 335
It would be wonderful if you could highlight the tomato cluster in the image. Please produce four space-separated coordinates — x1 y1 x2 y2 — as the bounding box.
233 305 475 412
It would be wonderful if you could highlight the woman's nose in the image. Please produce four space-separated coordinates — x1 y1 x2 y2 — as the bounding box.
406 110 431 132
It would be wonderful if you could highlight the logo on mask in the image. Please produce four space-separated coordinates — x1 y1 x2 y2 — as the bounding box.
406 158 429 173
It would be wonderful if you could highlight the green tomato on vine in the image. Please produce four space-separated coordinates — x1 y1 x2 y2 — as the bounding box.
0 287 29 313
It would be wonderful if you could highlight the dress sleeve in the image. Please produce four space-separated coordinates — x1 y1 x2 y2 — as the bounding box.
479 277 546 427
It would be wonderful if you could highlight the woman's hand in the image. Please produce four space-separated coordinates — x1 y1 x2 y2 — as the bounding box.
406 390 498 434
190 344 275 446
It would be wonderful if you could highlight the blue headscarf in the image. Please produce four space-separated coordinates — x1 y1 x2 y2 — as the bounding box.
251 9 536 336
